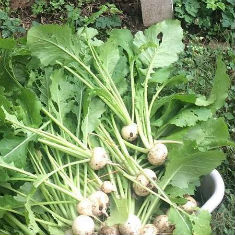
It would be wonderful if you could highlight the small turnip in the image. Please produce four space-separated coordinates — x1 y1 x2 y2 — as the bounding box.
99 225 120 235
89 147 109 170
153 215 174 233
77 198 93 216
72 215 95 235
140 224 158 235
88 191 109 216
148 143 168 166
101 181 116 194
133 169 157 196
181 195 197 213
121 123 138 142
119 214 141 235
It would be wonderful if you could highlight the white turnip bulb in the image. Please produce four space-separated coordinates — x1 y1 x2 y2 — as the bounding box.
121 123 138 142
148 143 168 166
72 215 95 235
89 147 109 170
119 214 141 235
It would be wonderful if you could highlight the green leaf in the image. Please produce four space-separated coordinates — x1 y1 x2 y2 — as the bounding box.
166 180 200 198
106 198 129 226
27 24 81 66
108 29 134 59
169 107 212 127
98 41 128 95
81 98 106 143
0 136 30 168
168 207 192 235
160 141 225 189
166 118 234 151
208 56 230 113
164 74 188 87
191 210 212 235
0 38 16 49
0 195 23 218
133 20 184 68
49 69 84 134
17 88 42 127
150 93 197 117
149 67 172 84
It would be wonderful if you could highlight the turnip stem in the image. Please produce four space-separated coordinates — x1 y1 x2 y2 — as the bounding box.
143 49 158 146
135 109 151 148
123 140 148 153
38 138 89 158
130 60 136 122
5 213 32 235
89 43 132 125
149 84 165 115
42 107 88 149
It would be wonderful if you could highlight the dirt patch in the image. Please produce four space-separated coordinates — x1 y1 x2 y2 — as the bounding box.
10 0 34 11
8 0 144 34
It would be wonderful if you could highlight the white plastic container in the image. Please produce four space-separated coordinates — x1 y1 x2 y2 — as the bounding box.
200 169 225 213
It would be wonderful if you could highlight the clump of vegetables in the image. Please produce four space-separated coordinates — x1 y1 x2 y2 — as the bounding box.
0 18 232 235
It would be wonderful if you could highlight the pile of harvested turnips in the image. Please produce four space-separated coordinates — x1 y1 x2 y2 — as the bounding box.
0 19 232 235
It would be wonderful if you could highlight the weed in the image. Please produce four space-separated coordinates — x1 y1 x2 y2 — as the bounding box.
173 0 235 39
0 10 25 38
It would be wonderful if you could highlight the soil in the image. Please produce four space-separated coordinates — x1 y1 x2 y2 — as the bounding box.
8 0 144 32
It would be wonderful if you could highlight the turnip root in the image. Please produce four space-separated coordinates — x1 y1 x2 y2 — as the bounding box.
140 224 158 235
77 198 93 216
121 123 138 142
88 191 109 216
181 195 197 213
89 147 109 170
119 214 141 235
99 225 120 235
148 143 168 166
101 181 116 194
133 169 157 196
72 215 95 235
153 215 174 233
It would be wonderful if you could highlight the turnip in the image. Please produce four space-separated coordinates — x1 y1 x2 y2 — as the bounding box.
88 191 109 216
99 225 120 235
148 143 168 166
153 215 174 233
77 198 93 216
121 123 138 142
140 224 158 235
133 169 157 196
89 147 109 170
181 195 197 213
101 181 116 194
72 215 95 235
119 214 141 235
